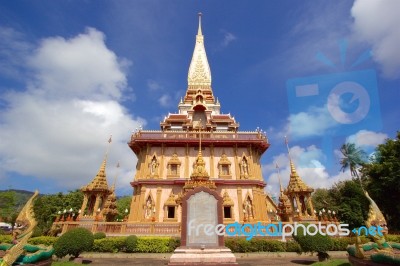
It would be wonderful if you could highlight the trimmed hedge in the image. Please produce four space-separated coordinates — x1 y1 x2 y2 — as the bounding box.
54 228 94 258
0 235 12 244
135 237 177 253
93 232 107 240
92 237 126 253
28 236 57 246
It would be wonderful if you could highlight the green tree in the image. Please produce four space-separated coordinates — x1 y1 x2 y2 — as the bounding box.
33 190 83 235
0 191 17 224
330 180 369 229
340 143 367 188
362 132 400 232
116 196 132 220
311 188 335 212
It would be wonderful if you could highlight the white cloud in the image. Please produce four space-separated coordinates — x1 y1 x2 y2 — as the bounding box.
221 31 237 47
158 94 172 107
351 0 400 78
0 28 145 194
286 106 337 139
28 27 127 100
0 27 32 81
147 79 162 91
346 130 388 148
263 145 352 198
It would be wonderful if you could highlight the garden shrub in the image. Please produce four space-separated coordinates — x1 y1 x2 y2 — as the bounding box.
0 235 12 244
331 237 354 251
93 237 125 253
293 232 334 261
125 235 138 253
53 228 94 258
28 236 57 246
386 234 400 242
285 240 301 252
93 232 106 240
168 237 180 251
135 237 174 253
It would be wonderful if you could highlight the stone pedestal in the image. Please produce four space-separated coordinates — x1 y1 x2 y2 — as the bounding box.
168 247 238 266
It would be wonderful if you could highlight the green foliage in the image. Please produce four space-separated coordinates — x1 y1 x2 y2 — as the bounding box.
363 132 400 232
92 237 125 253
285 240 301 252
116 196 132 220
330 237 354 251
93 232 106 239
0 190 17 223
28 236 57 246
312 180 369 228
225 238 253 252
293 231 334 260
386 234 400 242
135 237 176 253
0 235 12 244
53 228 94 258
33 190 83 235
124 235 138 253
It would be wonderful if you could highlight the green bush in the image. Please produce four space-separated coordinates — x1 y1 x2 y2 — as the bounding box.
285 240 301 252
331 237 354 251
225 238 253 252
125 235 138 253
54 228 94 258
386 234 400 242
135 237 175 253
0 235 12 244
93 232 107 240
293 226 334 262
168 238 180 251
93 237 125 253
28 236 57 246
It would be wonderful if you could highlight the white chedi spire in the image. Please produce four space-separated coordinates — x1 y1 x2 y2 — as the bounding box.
187 12 212 87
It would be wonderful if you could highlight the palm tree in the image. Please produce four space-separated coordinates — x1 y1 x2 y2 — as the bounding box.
340 143 367 189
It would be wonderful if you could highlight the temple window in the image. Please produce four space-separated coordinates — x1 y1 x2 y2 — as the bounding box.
164 192 178 221
167 206 176 219
222 191 234 220
218 153 231 178
167 153 181 178
224 206 232 219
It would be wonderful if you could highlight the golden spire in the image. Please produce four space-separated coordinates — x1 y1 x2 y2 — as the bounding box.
188 12 212 87
82 136 112 192
276 163 284 193
284 136 313 193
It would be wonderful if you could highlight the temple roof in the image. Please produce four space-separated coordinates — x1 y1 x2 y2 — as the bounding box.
286 160 314 194
82 157 110 192
187 13 212 87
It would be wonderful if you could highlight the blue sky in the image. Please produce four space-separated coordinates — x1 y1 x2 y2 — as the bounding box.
0 1 399 197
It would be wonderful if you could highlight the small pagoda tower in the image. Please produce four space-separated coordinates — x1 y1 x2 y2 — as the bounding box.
79 138 113 221
276 164 293 222
283 138 316 221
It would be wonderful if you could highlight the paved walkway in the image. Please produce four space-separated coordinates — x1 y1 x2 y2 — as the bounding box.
77 252 348 266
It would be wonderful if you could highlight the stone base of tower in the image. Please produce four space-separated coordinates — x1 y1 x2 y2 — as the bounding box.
168 247 238 265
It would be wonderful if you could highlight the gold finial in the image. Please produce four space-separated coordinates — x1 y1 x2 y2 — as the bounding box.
276 163 283 193
285 136 296 174
198 12 203 36
112 161 120 189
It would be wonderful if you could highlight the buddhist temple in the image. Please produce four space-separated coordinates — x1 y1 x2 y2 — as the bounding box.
127 13 274 225
54 13 324 237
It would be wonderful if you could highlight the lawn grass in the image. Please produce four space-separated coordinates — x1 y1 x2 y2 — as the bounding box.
312 259 351 266
52 262 78 266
